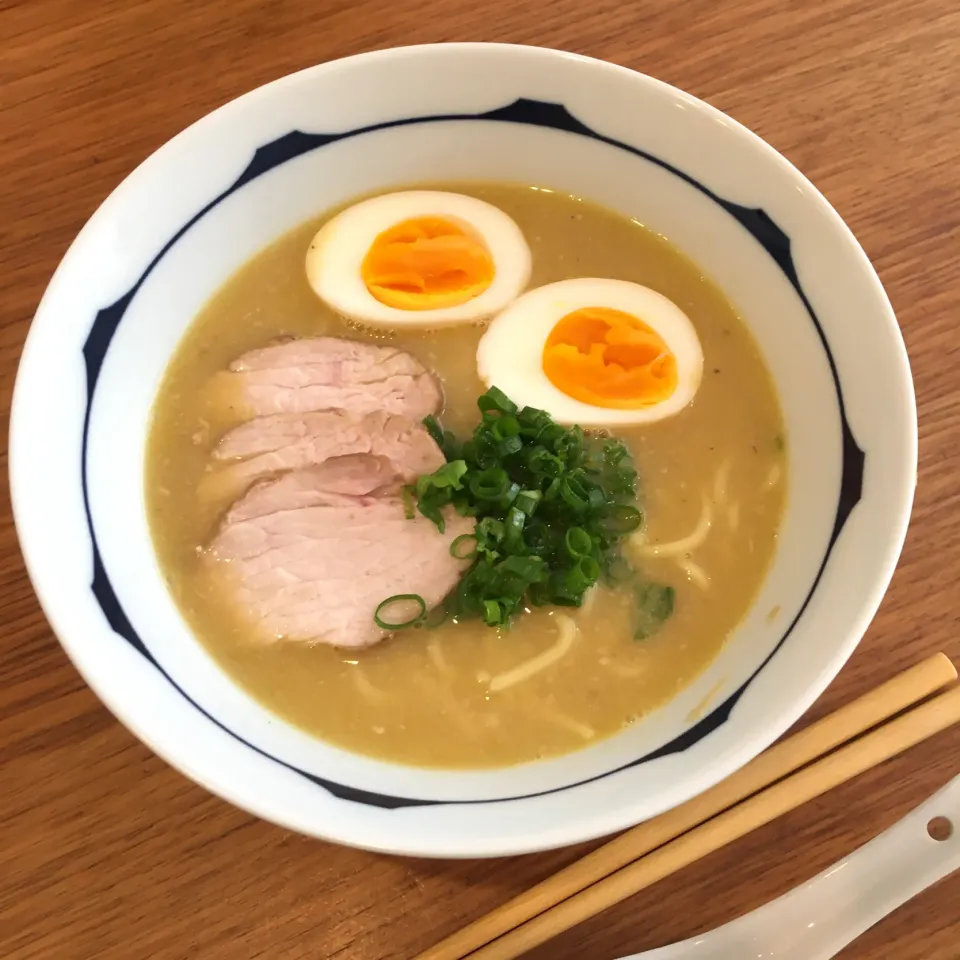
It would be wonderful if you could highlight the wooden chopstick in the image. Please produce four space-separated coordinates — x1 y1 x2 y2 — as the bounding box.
460 680 960 960
460 687 960 960
418 653 957 960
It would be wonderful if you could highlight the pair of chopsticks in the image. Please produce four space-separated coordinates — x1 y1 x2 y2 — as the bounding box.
418 653 960 960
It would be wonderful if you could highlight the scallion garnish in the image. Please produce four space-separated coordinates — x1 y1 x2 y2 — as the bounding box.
374 594 428 630
633 582 675 640
514 489 542 517
477 386 517 415
470 467 510 500
375 387 643 630
564 526 592 558
450 534 479 560
599 503 643 534
482 599 503 625
503 506 526 550
423 414 445 447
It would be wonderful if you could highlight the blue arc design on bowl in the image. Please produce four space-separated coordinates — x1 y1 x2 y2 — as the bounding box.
81 97 865 810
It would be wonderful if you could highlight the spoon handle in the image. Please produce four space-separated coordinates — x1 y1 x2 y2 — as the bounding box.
624 774 960 960
713 774 960 960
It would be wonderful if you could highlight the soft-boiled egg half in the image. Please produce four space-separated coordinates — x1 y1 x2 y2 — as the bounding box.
476 278 704 425
305 191 532 328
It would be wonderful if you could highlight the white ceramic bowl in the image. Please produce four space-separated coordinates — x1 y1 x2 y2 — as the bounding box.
10 43 916 858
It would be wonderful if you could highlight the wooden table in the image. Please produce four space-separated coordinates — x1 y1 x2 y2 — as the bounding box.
2 1 959 957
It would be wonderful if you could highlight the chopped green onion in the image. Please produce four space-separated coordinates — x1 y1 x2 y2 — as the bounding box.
470 467 510 500
526 447 563 478
422 414 461 459
566 556 600 594
450 534 478 560
418 603 449 630
518 405 549 429
604 440 628 465
477 516 505 545
588 487 606 509
504 506 526 549
564 526 592 558
560 475 590 511
539 423 566 449
543 476 562 501
398 387 642 629
498 554 548 582
491 414 521 440
457 573 485 613
498 481 521 511
634 582 675 640
430 460 468 490
374 594 427 630
514 489 542 517
422 415 444 447
483 599 503 625
478 386 517 416
418 499 446 532
600 504 643 533
497 435 523 456
522 520 550 554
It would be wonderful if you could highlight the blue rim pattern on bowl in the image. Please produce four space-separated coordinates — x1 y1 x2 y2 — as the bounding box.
81 97 865 809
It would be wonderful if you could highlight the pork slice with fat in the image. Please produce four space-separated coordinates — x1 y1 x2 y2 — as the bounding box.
201 409 443 502
207 471 474 648
226 457 400 521
210 336 442 420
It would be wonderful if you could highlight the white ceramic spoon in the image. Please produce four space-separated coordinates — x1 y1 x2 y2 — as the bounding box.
622 775 960 960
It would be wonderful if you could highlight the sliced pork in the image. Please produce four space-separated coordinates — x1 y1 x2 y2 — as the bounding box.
213 337 442 420
202 409 443 501
202 334 464 649
208 469 474 648
227 457 401 519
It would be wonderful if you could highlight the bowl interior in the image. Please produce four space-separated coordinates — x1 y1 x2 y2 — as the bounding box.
11 44 915 856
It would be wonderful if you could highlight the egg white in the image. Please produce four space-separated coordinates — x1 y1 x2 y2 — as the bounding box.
476 278 704 425
305 191 532 328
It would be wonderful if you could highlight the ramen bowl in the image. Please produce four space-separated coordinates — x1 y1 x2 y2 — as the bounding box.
10 43 916 857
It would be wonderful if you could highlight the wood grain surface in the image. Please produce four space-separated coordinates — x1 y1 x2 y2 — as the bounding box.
1 1 959 957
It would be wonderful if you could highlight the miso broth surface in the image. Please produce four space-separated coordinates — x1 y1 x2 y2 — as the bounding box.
147 183 786 768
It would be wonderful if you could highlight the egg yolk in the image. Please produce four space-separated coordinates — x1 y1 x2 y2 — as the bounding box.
361 217 495 310
542 307 678 409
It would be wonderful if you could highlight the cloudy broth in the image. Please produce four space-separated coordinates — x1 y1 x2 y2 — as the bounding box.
146 183 786 768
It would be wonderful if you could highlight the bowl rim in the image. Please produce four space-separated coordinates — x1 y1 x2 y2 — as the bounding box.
10 41 918 857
